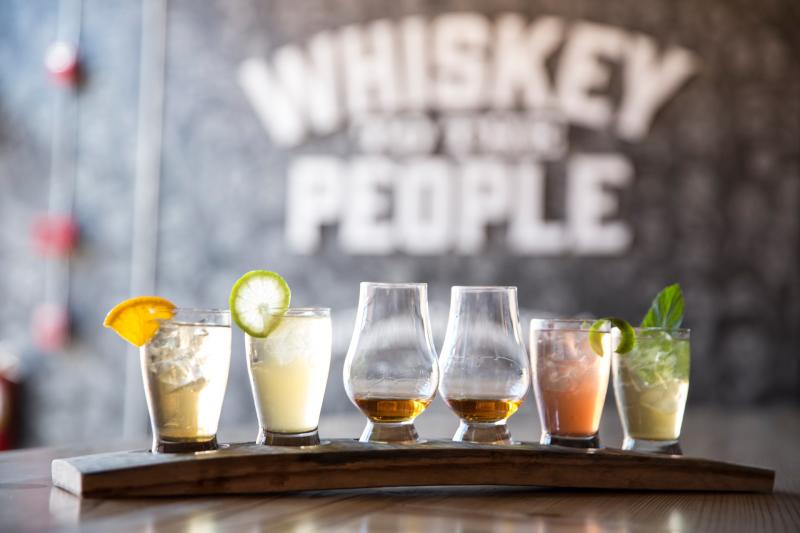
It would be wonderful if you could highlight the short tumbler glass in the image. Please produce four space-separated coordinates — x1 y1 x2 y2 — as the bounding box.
531 319 611 448
613 328 690 454
246 308 332 446
140 308 231 453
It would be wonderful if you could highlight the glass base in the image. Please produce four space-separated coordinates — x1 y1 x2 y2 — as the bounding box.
258 428 321 446
623 437 682 455
540 432 600 449
453 421 512 444
153 436 218 453
360 421 419 444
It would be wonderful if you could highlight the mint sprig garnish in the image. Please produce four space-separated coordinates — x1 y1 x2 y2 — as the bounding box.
640 283 684 330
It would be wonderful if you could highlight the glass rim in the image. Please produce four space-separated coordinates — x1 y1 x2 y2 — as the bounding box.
452 285 517 292
164 308 231 326
633 326 692 331
635 327 691 335
530 318 609 332
360 282 427 289
261 307 331 316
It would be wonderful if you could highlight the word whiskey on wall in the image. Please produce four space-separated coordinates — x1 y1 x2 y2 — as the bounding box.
239 14 699 255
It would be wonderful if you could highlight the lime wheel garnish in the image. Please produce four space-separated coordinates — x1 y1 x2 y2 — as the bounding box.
229 270 291 337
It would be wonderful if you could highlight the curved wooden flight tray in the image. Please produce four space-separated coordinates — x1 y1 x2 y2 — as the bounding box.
51 439 774 497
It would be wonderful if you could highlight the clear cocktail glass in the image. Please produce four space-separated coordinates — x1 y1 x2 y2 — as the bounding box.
439 286 529 444
531 319 611 448
343 282 438 443
140 308 231 453
246 308 332 446
613 328 690 454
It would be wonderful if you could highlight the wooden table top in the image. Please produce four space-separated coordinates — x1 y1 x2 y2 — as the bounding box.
2 406 799 532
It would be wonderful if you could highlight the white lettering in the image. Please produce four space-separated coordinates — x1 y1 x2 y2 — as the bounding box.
434 13 490 110
491 14 564 109
400 17 429 111
286 157 342 253
458 158 509 253
508 161 567 254
237 33 340 147
567 154 633 254
340 20 399 117
617 35 699 140
395 158 452 253
557 22 626 130
340 156 395 254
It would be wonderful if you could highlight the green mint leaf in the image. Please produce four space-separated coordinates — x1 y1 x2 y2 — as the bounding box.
641 283 684 330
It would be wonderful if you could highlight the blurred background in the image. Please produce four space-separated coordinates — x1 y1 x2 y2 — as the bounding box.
0 0 798 449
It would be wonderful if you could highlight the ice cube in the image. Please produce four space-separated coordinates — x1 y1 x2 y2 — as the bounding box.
153 354 207 391
149 324 179 352
561 332 580 360
146 324 211 390
640 384 679 414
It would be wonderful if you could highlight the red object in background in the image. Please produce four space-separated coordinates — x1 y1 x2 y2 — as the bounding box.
32 303 70 352
45 41 80 86
32 214 79 257
0 349 20 450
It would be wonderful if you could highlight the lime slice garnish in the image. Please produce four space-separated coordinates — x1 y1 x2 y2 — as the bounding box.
229 270 291 337
589 317 636 356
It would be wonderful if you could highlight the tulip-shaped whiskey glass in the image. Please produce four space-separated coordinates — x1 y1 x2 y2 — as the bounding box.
343 282 439 443
439 287 529 444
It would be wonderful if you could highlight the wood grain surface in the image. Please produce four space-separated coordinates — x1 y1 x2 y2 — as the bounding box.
51 439 774 497
2 407 799 532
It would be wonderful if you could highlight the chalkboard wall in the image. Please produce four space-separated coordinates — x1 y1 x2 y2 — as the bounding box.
1 0 798 446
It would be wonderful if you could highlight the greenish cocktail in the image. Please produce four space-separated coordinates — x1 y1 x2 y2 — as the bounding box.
613 328 690 453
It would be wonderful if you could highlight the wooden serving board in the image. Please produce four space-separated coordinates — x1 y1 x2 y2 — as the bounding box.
51 440 774 497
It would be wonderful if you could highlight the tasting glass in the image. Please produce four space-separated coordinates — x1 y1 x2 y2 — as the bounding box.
140 308 231 453
245 308 331 446
439 287 529 444
343 282 439 443
531 319 611 449
613 328 690 454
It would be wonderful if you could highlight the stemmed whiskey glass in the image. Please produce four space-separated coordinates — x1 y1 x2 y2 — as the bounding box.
343 282 439 443
439 287 529 444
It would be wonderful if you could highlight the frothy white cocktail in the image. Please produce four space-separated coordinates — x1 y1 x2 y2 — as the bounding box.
245 310 332 435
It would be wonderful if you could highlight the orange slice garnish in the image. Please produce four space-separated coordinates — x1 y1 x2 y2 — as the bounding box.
103 296 176 346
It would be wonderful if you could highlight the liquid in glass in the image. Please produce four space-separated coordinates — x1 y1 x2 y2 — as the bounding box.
531 319 610 448
246 308 331 446
140 309 231 453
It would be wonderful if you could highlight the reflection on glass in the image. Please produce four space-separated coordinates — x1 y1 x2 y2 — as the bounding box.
343 282 438 443
439 286 529 444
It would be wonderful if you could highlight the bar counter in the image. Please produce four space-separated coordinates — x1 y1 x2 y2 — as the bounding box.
1 406 798 532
